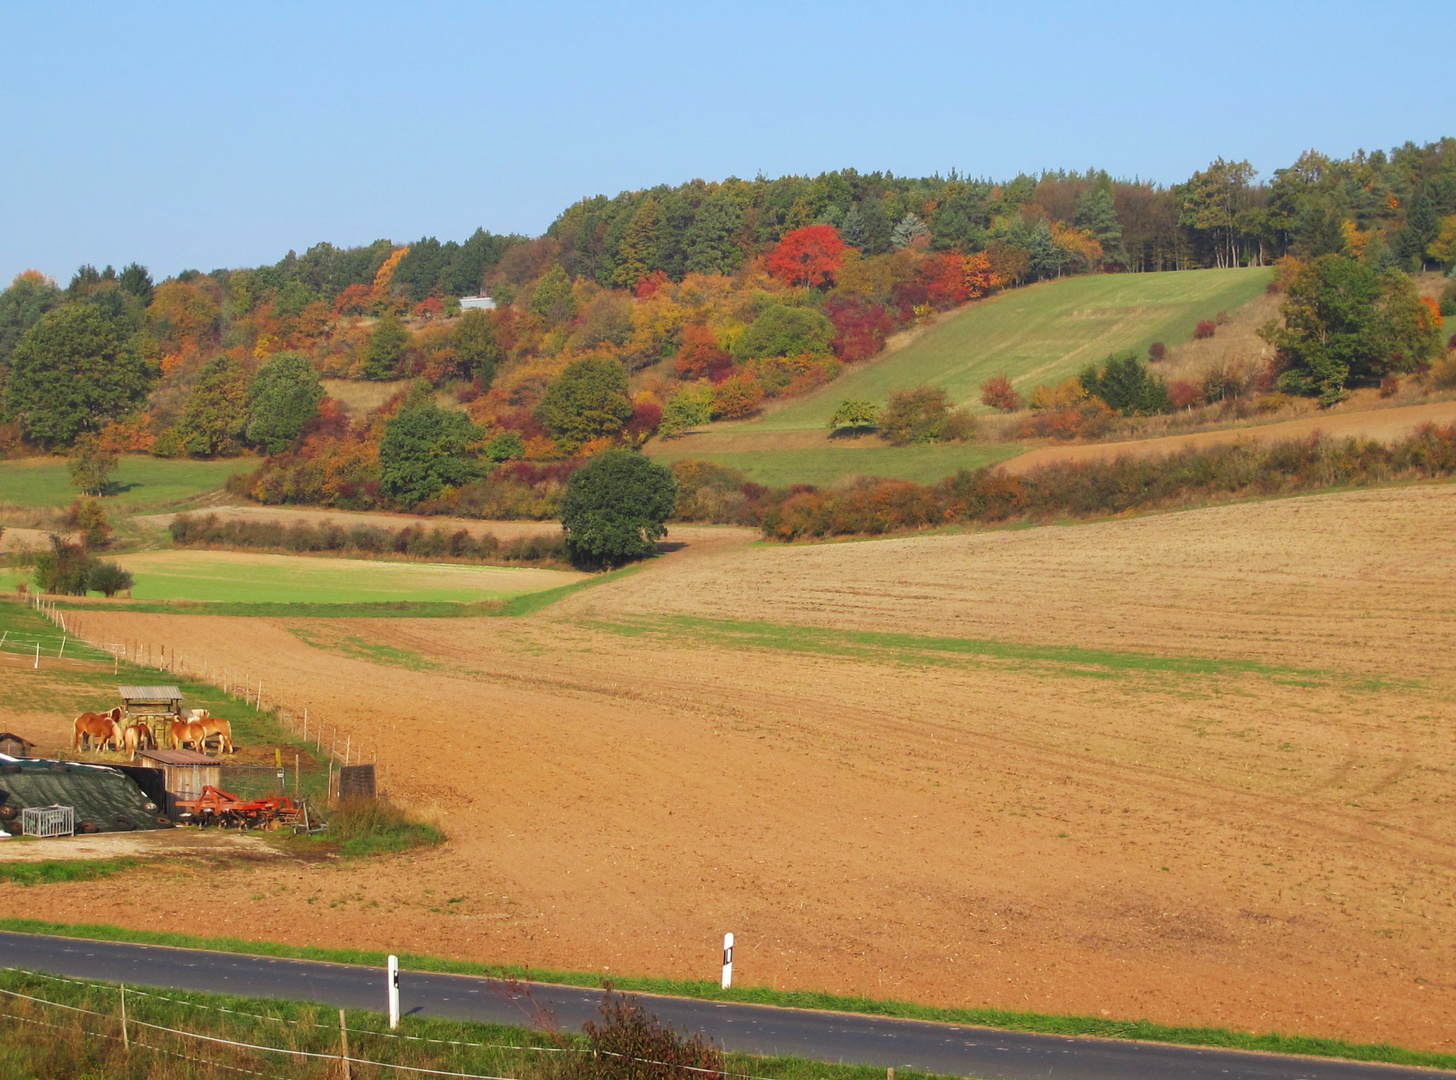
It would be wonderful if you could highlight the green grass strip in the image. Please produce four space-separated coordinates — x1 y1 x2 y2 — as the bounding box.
583 613 1337 683
0 858 138 886
0 917 1447 1070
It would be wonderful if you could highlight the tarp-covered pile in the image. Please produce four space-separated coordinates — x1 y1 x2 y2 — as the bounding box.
0 756 171 834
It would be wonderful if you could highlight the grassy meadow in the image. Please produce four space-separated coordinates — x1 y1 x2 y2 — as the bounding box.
649 439 1023 486
0 456 244 513
1 550 585 605
743 266 1273 432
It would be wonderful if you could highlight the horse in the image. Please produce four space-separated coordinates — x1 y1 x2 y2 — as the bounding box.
194 716 233 755
169 718 207 751
73 707 123 753
122 723 154 761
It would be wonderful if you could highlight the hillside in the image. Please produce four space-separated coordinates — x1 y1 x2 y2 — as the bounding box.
736 266 1271 432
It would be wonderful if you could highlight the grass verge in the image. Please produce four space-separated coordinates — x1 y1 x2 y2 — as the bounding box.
277 797 445 858
0 966 966 1080
0 918 1447 1070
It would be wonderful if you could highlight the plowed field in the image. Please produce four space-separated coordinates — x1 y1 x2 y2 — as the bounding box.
7 486 1455 1052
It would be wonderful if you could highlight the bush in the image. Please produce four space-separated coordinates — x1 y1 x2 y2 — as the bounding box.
880 385 967 445
979 374 1023 411
711 374 765 420
1167 379 1204 409
318 797 443 858
659 384 715 437
87 560 133 597
558 991 724 1080
31 535 93 595
1380 373 1401 398
1194 320 1217 339
560 450 677 569
1148 341 1166 362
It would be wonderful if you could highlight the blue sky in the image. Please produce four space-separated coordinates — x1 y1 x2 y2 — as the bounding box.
2 2 1452 285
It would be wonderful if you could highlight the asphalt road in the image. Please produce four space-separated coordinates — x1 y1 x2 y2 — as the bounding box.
0 932 1446 1080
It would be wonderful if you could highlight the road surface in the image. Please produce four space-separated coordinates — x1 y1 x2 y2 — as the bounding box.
0 932 1446 1080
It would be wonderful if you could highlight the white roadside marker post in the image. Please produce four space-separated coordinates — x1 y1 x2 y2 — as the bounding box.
388 954 400 1029
721 932 734 989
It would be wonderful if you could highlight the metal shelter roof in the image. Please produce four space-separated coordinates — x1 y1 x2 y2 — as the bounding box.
118 686 183 700
137 749 215 766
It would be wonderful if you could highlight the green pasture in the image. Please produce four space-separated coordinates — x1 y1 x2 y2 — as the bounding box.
0 551 584 605
745 267 1273 432
0 455 245 513
649 440 1023 487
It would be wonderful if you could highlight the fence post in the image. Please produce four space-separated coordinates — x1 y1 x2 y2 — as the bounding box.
34 642 39 670
338 1008 352 1080
120 982 129 1051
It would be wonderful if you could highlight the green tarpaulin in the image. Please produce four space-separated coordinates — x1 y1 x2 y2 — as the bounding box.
0 758 170 834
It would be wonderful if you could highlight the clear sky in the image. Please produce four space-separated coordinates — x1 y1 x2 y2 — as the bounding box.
2 1 1452 285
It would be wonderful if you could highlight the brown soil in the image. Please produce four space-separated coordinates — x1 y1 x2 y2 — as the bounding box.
999 399 1456 474
3 491 1454 1051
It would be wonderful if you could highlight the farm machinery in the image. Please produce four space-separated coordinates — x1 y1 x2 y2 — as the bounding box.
173 785 307 829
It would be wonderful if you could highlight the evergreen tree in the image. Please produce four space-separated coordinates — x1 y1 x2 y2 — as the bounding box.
839 206 869 250
1079 354 1170 415
683 192 745 275
890 213 929 250
1074 184 1126 266
117 262 154 304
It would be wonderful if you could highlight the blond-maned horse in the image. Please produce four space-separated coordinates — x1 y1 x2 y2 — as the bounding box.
73 707 122 753
122 722 154 761
169 718 207 751
194 716 233 755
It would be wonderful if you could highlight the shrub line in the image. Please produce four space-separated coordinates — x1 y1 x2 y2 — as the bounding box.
0 918 1447 1070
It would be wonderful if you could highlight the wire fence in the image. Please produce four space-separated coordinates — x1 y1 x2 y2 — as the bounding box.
21 594 384 781
0 967 770 1080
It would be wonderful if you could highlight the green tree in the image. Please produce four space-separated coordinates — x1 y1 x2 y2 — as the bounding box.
88 560 134 597
529 265 578 325
117 262 154 304
364 314 410 380
1259 255 1441 405
0 270 63 378
827 399 880 430
32 534 94 595
612 197 664 288
560 449 677 568
454 308 503 386
683 192 745 275
3 302 155 447
378 388 483 507
1074 183 1126 266
880 385 953 445
67 433 119 495
181 355 249 456
730 305 834 361
1079 354 1170 415
658 383 715 438
534 357 635 452
247 351 324 455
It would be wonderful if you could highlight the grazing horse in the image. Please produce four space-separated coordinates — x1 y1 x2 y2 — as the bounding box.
122 723 154 761
73 707 123 753
194 716 233 755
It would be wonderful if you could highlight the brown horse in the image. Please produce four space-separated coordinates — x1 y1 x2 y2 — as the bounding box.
73 707 123 753
122 723 154 761
169 718 206 751
194 716 233 755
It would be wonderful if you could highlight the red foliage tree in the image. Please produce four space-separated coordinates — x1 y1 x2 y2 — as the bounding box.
766 225 845 289
333 283 372 316
979 374 1023 411
674 323 734 381
825 297 895 361
916 253 969 309
712 374 766 418
623 400 663 441
634 269 669 299
1194 320 1217 339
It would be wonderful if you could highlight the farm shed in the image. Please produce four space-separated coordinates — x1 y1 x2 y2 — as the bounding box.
0 757 169 834
135 748 220 817
0 733 36 758
119 684 185 743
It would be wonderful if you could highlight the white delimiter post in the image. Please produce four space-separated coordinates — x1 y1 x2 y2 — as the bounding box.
721 933 734 989
388 955 400 1028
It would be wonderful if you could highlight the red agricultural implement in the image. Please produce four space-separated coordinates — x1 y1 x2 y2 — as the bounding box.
173 785 302 829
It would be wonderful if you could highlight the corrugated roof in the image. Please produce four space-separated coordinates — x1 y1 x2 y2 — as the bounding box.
117 686 184 699
0 733 36 746
136 749 216 766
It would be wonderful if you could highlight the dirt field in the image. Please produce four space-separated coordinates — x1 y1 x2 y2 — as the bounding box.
999 398 1456 474
3 489 1454 1051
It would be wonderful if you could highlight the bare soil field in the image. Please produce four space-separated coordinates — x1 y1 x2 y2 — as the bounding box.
999 398 1456 474
4 489 1454 1051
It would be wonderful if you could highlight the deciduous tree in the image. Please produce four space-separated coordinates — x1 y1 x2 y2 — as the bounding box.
766 225 846 289
247 351 324 455
560 450 677 568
